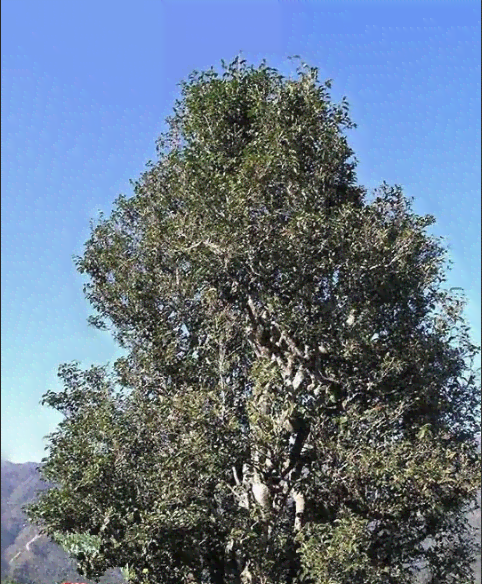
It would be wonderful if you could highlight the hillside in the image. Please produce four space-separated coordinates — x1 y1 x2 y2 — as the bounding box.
1 460 123 584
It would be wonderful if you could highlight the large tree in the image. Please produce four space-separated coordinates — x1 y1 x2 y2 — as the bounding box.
26 57 480 584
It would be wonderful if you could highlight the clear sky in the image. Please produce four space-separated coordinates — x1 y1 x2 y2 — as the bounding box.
2 0 480 463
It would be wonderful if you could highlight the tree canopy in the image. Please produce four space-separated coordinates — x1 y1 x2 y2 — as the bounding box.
26 56 481 584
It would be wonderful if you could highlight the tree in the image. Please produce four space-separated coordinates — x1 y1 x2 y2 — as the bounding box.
25 57 481 584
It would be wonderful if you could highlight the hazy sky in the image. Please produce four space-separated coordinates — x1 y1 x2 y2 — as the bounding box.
2 0 480 463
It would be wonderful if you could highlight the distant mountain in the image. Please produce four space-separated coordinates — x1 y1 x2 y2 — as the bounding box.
1 460 123 584
1 458 480 583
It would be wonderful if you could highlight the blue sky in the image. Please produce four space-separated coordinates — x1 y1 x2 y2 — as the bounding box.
2 0 480 463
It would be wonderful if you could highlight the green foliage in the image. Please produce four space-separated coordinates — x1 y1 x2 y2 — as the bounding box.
52 531 102 571
25 56 480 583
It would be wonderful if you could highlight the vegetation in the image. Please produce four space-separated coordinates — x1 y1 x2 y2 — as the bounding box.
25 57 480 583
